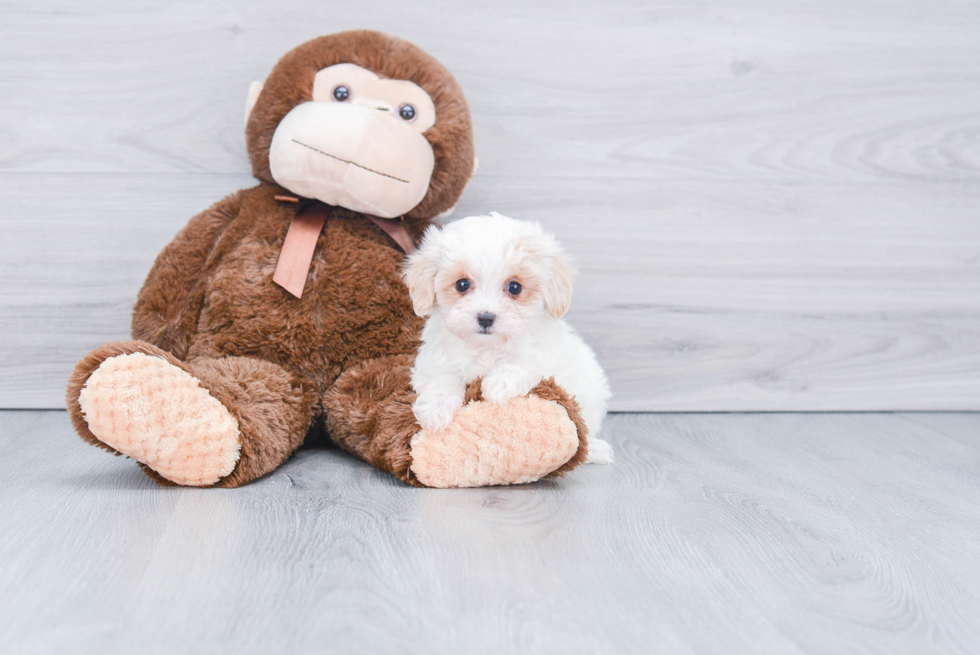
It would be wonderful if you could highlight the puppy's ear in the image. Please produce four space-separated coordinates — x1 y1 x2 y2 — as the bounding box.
402 227 441 316
543 242 575 319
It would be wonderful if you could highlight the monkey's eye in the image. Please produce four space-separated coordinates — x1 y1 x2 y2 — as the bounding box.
455 279 471 293
507 281 522 296
399 104 417 121
332 86 350 102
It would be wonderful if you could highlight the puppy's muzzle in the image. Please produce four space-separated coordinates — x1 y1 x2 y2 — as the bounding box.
477 312 496 333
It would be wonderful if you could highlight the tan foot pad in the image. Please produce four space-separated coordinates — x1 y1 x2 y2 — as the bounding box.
78 353 241 486
409 396 579 488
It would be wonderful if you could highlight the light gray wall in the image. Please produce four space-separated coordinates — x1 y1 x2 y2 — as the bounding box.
1 0 978 410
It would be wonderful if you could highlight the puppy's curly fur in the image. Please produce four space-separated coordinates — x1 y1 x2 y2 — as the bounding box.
404 213 614 465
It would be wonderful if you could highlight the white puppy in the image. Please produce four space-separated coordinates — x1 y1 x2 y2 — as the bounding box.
402 212 613 465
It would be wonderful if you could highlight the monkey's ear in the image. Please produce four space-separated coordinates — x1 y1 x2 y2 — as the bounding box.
543 243 575 319
244 81 264 127
434 203 458 220
434 157 479 220
402 227 442 316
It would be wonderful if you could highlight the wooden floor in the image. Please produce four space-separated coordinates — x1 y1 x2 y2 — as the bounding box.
2 410 978 654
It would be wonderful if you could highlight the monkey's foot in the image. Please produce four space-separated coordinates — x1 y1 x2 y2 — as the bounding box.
77 352 241 486
323 358 588 488
409 393 580 488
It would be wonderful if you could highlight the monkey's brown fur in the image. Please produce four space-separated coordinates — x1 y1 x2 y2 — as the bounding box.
66 31 587 487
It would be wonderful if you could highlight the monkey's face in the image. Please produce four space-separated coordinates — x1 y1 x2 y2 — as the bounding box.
268 64 437 219
245 32 475 220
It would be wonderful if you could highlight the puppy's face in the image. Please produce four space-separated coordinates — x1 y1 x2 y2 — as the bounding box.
404 213 574 345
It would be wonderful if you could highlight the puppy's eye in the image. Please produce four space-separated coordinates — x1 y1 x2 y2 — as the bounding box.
507 281 522 296
455 279 471 293
333 86 350 102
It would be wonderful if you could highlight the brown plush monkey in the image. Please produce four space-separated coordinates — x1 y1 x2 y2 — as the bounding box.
66 31 587 488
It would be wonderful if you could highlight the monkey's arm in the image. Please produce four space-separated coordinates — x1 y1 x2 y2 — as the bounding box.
131 191 244 358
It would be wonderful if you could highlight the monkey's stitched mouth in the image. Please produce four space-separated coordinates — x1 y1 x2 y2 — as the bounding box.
291 139 410 184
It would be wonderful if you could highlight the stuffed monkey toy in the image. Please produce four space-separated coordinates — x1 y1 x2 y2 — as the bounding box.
66 31 588 488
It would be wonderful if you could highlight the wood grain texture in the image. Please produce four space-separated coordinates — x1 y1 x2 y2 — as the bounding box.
2 410 979 654
1 0 978 409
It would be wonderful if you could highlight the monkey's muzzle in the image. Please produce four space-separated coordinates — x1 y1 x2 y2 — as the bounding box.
268 101 435 218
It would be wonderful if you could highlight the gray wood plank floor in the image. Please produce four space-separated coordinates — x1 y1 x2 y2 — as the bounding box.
2 0 979 411
2 410 978 654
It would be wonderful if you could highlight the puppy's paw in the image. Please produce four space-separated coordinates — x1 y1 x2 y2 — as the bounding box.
585 438 614 465
413 378 465 431
413 394 462 431
482 364 538 404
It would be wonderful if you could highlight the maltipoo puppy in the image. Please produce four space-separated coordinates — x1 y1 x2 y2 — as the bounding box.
402 212 613 464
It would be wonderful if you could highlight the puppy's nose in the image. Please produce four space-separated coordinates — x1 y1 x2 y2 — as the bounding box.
477 312 496 329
